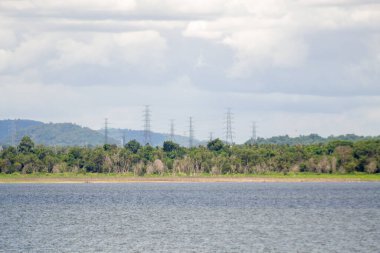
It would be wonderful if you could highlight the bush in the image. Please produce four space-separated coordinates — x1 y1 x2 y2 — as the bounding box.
365 160 379 173
133 162 145 176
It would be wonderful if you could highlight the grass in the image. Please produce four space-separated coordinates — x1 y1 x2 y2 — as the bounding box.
0 172 134 178
194 172 380 181
0 172 380 182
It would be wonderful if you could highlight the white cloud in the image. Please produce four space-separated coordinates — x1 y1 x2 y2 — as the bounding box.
223 29 308 77
370 35 380 63
136 0 228 16
0 30 167 76
0 50 11 71
50 31 167 68
0 0 379 139
341 34 380 92
0 34 54 72
183 21 223 39
0 0 136 12
0 30 17 49
182 0 380 77
0 82 81 121
296 0 378 6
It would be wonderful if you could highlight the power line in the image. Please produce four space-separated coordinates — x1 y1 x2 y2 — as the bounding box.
170 119 175 141
122 130 127 147
225 108 234 145
11 120 16 147
189 116 194 148
251 121 257 145
104 118 108 145
143 105 151 145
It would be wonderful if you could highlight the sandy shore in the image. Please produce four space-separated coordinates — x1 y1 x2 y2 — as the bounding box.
0 176 377 183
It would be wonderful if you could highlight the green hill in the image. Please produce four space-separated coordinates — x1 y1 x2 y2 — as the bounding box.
0 120 115 146
247 133 380 145
3 119 376 147
0 119 43 143
105 128 196 147
0 119 195 147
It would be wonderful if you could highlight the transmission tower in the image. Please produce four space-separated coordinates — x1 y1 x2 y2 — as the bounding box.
143 105 151 145
10 120 16 147
189 117 194 148
225 108 234 145
209 132 213 141
104 118 108 145
251 121 257 145
122 130 127 146
170 119 175 141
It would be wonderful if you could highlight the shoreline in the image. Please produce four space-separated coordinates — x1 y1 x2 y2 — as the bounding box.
1 175 379 183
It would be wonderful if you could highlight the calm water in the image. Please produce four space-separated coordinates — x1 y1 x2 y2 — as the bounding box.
0 182 380 252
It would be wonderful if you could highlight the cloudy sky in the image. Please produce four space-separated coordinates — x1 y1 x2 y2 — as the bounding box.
0 0 380 143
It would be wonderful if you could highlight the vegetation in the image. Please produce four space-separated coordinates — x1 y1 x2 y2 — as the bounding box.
2 120 378 147
0 119 194 147
0 120 113 146
1 172 380 182
251 133 380 145
1 136 380 176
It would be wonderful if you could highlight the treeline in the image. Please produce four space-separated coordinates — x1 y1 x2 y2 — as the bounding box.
1 136 379 175
0 120 114 146
0 119 193 147
252 133 380 145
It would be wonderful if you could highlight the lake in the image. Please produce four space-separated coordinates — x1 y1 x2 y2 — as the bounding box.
1 182 379 252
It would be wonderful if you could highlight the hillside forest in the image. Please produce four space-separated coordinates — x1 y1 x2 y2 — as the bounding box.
1 136 379 175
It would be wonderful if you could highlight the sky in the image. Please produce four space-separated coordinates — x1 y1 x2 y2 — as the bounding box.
0 0 380 143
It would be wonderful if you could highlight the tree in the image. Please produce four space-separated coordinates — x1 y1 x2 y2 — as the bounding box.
139 145 154 162
163 141 184 159
125 140 141 154
1 134 379 175
17 136 35 154
207 138 224 152
334 145 357 173
103 144 117 151
163 141 180 152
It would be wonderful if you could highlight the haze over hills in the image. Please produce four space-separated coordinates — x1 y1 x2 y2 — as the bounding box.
249 134 380 146
0 119 114 146
0 119 196 147
0 119 379 147
104 128 197 147
0 119 43 142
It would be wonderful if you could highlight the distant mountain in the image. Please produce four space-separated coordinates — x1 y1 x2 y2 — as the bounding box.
104 128 197 147
0 119 43 142
0 120 116 146
0 119 197 147
246 133 380 145
9 120 376 147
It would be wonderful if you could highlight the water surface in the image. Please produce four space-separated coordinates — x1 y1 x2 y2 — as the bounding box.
1 182 379 252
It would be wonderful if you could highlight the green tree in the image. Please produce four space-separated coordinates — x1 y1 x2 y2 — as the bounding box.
125 140 141 154
17 136 35 154
207 138 224 152
139 145 154 163
163 141 180 152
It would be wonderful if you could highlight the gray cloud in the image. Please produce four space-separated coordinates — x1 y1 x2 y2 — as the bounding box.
0 0 379 142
